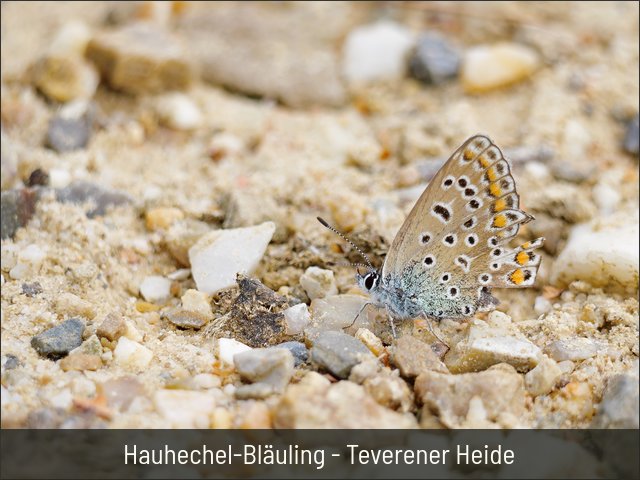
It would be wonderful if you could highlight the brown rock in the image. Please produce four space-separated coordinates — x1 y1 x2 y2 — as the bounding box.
391 336 448 378
59 352 102 371
414 363 525 428
274 372 417 428
86 22 194 94
96 313 126 341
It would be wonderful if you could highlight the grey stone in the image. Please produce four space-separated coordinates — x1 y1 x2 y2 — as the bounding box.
46 116 90 152
310 331 374 379
96 313 126 341
2 354 22 370
165 309 209 330
408 33 460 85
592 373 639 428
1 188 41 239
623 114 639 156
272 341 308 366
234 348 294 399
55 181 131 218
31 318 85 359
21 282 43 297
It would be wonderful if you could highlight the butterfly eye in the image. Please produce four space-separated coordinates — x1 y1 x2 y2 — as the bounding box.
364 274 376 290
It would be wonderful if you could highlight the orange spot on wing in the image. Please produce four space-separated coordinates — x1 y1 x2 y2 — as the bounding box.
516 251 529 265
486 167 498 182
463 149 474 161
489 182 502 197
521 241 531 249
478 156 491 168
510 269 525 285
493 214 507 228
494 198 506 212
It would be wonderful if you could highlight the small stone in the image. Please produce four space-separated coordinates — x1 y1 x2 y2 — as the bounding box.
310 330 375 379
26 168 50 188
308 294 376 336
275 374 417 428
55 181 131 218
222 190 288 242
155 93 202 130
145 207 184 231
524 356 562 396
153 389 216 428
235 401 273 429
444 321 542 373
217 338 252 367
165 309 209 329
76 334 103 356
348 358 383 384
299 266 337 300
282 303 311 335
100 376 145 412
552 212 639 293
592 182 621 215
623 114 639 156
167 268 191 281
59 352 102 372
31 318 85 359
1 188 40 240
271 341 308 366
189 221 276 294
139 275 171 303
592 372 639 428
415 364 525 428
391 336 448 378
545 338 600 362
31 53 99 103
96 313 126 341
408 33 460 85
2 354 21 370
234 348 294 399
1 131 18 191
54 292 96 319
86 22 194 94
355 328 385 357
21 281 43 297
534 296 553 315
208 133 245 161
462 43 539 93
46 116 90 152
165 219 212 267
113 337 153 371
180 289 212 320
343 21 415 84
48 168 72 189
363 375 413 413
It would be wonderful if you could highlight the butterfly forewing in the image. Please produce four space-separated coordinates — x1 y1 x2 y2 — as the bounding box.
382 134 544 318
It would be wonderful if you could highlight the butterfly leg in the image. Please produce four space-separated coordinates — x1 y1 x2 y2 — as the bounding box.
342 302 371 332
422 314 449 350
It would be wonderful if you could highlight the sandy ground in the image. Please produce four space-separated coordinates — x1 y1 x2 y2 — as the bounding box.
1 2 638 430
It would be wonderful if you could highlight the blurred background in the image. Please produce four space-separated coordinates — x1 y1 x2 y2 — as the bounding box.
1 2 638 430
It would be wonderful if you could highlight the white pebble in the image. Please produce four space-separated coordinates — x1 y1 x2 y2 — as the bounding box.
167 268 191 281
139 275 171 303
153 390 216 428
552 211 639 292
113 337 153 371
524 161 550 180
156 93 202 131
462 43 539 93
534 296 553 315
9 263 29 280
217 338 252 366
189 221 276 294
19 244 46 266
283 303 311 335
48 168 72 188
592 183 621 215
342 21 414 84
49 389 73 409
180 289 212 320
299 266 337 300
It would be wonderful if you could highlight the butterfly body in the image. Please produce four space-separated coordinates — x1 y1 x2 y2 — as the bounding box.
323 134 545 328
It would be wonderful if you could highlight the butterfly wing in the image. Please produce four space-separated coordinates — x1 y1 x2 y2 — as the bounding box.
382 134 545 318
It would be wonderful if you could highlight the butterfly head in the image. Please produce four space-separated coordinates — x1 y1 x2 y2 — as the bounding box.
357 269 381 294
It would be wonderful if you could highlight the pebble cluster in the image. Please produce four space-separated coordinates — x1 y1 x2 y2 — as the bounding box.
1 2 638 433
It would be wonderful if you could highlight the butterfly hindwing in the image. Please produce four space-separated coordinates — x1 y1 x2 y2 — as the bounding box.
382 134 545 318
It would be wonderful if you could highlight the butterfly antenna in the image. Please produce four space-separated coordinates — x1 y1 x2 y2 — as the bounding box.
317 217 375 271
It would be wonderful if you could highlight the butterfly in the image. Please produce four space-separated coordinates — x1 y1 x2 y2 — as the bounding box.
318 134 545 339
